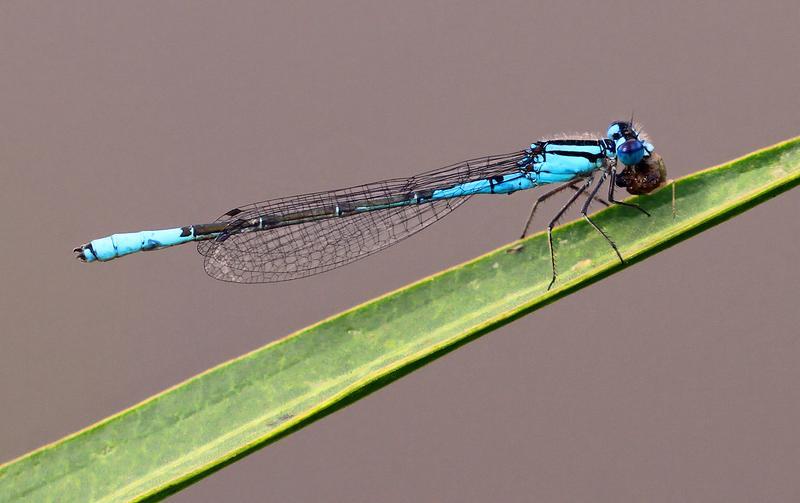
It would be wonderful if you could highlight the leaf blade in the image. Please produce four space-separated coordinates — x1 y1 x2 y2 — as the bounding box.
2 137 799 502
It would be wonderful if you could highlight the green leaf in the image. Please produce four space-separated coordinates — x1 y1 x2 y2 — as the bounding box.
2 137 799 502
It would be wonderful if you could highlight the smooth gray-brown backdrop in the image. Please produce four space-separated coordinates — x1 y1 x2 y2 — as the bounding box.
2 1 799 501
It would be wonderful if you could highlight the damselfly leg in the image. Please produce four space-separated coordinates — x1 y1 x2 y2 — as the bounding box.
545 176 594 290
580 171 624 263
608 164 651 216
513 163 642 290
512 180 609 244
508 173 622 290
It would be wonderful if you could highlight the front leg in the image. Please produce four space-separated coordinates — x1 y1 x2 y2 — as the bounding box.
609 167 650 217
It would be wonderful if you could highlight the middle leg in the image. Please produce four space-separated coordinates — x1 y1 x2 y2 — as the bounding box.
581 171 624 264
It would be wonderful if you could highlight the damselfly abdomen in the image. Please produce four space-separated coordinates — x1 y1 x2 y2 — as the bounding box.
75 121 666 289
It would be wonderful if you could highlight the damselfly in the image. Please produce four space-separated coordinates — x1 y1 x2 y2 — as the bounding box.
75 121 667 289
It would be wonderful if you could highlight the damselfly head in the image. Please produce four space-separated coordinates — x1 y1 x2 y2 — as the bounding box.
607 121 647 166
615 152 667 195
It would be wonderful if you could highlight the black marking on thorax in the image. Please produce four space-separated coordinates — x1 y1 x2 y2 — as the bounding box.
541 139 607 163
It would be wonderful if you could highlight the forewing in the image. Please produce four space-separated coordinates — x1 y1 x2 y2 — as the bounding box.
202 195 470 283
198 150 526 283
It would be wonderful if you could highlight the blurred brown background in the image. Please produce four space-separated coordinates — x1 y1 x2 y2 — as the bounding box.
1 1 799 501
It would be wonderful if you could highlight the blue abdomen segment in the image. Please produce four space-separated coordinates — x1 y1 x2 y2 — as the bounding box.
79 227 196 262
431 173 535 198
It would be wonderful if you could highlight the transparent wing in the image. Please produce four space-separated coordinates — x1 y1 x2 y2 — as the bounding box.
202 196 469 283
199 151 526 283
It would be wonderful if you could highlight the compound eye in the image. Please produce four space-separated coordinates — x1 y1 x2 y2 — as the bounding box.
617 139 645 166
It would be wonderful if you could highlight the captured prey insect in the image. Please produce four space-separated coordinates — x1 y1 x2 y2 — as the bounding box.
75 121 667 289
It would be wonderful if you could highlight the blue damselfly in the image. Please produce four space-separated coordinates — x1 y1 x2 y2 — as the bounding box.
75 121 666 289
